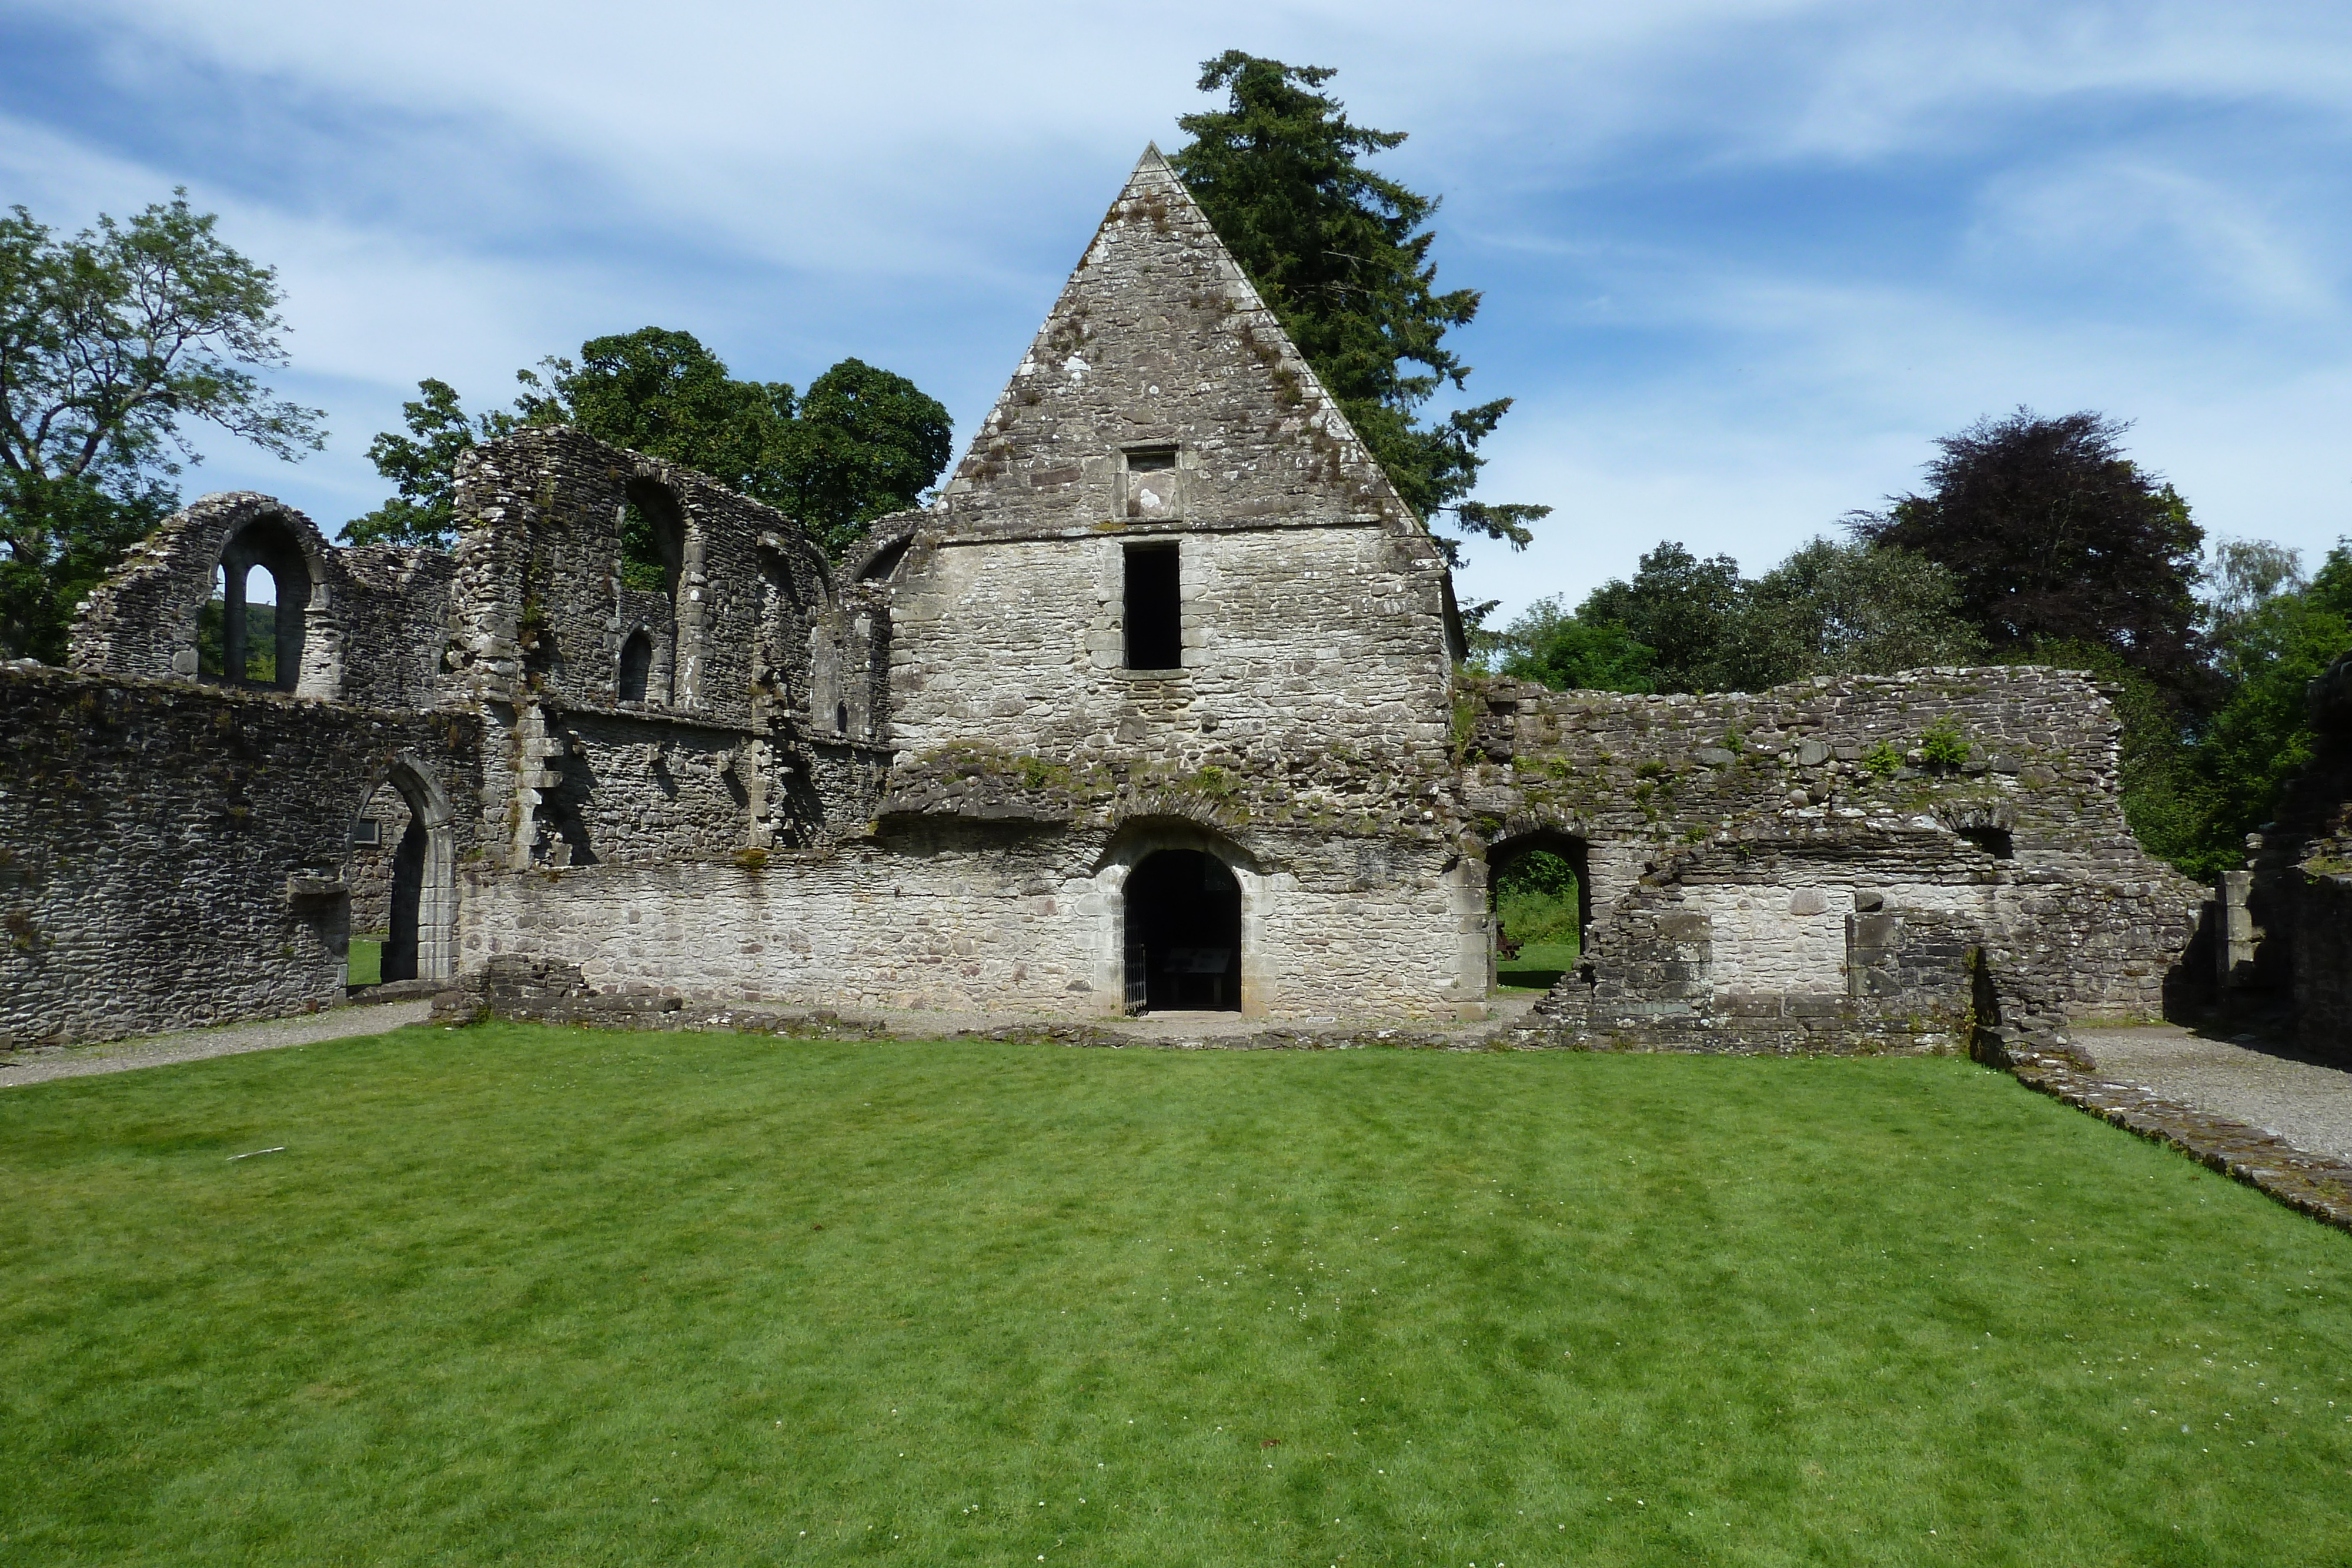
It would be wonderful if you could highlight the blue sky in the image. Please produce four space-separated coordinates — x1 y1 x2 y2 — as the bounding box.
5 0 2348 621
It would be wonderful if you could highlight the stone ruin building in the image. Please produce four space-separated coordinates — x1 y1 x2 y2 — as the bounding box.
1 149 2231 1056
2214 649 2352 1062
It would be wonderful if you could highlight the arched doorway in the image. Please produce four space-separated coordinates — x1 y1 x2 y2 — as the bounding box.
1123 849 1241 1012
1488 831 1591 990
344 754 458 986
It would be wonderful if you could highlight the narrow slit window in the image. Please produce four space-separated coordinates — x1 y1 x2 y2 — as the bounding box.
617 628 653 704
1124 543 1182 671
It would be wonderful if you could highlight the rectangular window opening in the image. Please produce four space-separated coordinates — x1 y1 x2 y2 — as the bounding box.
1124 543 1182 671
1124 445 1180 520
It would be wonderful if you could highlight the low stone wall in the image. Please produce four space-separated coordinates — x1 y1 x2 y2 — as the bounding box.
0 664 485 1049
1459 668 2204 1027
455 817 1484 1022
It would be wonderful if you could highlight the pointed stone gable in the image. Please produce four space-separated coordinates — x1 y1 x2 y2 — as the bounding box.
937 146 1422 539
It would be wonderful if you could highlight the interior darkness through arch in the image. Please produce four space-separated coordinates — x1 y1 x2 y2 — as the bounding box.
1125 849 1240 1012
384 815 427 982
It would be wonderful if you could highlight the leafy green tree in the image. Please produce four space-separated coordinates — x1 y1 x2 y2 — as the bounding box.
1491 538 1979 696
513 327 792 488
1576 541 1747 692
1171 52 1548 563
1488 596 1659 693
349 329 950 559
1851 409 2207 703
343 379 510 547
0 192 322 658
2203 537 2306 654
753 359 953 559
2180 543 2352 874
1736 539 1982 684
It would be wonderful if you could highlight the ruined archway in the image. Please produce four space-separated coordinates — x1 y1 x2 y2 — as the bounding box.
350 753 457 984
1124 850 1241 1012
1098 821 1261 1015
206 513 328 696
1487 830 1591 987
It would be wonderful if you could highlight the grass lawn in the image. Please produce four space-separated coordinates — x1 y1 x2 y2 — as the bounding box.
1496 941 1579 992
4 1027 2350 1566
345 934 383 989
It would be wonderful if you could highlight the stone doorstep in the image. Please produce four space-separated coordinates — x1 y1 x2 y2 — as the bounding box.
346 978 443 1005
2003 1051 2352 1234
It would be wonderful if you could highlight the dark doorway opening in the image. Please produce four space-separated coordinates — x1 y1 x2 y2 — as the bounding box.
1124 543 1181 670
1489 833 1591 990
617 628 653 703
383 820 427 982
1124 849 1240 1012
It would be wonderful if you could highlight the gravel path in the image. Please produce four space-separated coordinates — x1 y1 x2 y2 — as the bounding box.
0 1002 434 1088
2073 1024 2352 1166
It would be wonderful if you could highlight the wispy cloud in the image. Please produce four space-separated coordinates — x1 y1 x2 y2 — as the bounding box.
4 0 2347 602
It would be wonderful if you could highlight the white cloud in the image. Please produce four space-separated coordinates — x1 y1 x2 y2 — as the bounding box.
6 0 2347 587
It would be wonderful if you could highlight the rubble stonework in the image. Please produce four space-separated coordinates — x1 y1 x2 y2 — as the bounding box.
0 664 484 1045
1 148 2213 1051
2231 650 2352 1062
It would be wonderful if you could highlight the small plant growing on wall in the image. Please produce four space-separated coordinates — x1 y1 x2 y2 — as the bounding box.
733 847 769 872
4 907 39 951
1919 717 1970 773
1863 742 1903 779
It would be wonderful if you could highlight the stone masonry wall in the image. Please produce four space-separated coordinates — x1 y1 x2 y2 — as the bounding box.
1461 667 2204 1034
346 783 416 934
66 491 456 710
456 817 1480 1022
441 427 836 735
0 663 485 1048
890 526 1452 767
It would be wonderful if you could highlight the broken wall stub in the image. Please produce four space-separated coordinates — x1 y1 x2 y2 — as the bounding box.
348 784 417 934
2234 650 2352 1061
441 427 836 730
437 427 878 873
0 664 485 1048
66 491 457 708
1463 667 2206 1047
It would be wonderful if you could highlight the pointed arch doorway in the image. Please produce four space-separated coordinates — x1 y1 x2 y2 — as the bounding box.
352 754 459 985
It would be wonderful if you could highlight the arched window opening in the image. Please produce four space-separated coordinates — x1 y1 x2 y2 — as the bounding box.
620 479 685 595
1122 850 1241 1013
209 520 310 691
836 701 850 735
1490 834 1589 992
618 628 653 704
